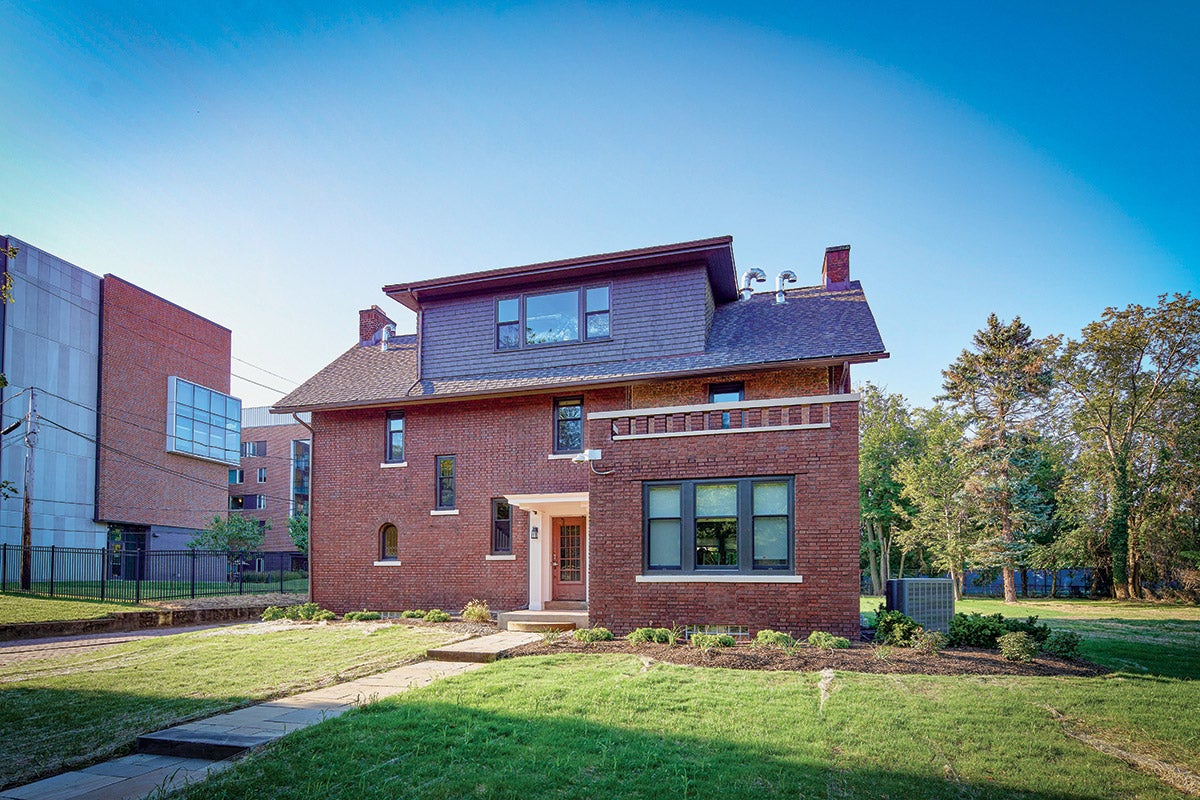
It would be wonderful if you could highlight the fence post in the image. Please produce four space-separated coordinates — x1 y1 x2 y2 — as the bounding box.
279 554 284 593
238 552 244 595
190 550 196 599
135 548 143 604
100 547 107 602
48 545 56 597
1 543 6 592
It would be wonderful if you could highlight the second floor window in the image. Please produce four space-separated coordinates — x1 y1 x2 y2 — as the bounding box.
228 469 243 485
257 467 267 483
386 412 405 462
554 397 584 453
709 381 745 430
436 455 456 509
495 286 611 350
241 440 267 458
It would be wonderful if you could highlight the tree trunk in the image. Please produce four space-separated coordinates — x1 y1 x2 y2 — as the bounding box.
865 533 881 596
1021 568 1030 597
897 550 907 580
949 563 962 601
1050 570 1058 599
1109 453 1132 599
1002 566 1018 604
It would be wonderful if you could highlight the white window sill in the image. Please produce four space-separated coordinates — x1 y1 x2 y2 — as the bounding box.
547 453 580 460
430 509 459 516
380 461 407 469
485 554 516 561
635 574 804 584
373 560 403 567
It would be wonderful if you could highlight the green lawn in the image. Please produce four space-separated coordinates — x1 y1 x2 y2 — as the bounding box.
178 653 1200 800
0 593 144 624
8 578 308 604
861 595 1200 680
0 621 456 787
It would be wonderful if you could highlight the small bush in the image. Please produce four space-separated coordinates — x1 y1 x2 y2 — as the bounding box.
948 612 1009 648
874 607 924 647
573 627 614 643
1003 616 1051 646
261 606 288 621
807 631 851 651
627 627 656 644
461 599 492 623
400 610 426 619
312 609 336 622
423 609 451 622
691 633 737 653
997 631 1038 662
343 610 382 621
752 629 797 649
1042 629 1082 659
912 629 949 656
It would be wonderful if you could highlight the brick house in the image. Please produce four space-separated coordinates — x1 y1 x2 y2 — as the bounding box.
274 236 886 637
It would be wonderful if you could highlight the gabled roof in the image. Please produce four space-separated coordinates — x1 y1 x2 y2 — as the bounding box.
383 236 738 310
273 282 887 413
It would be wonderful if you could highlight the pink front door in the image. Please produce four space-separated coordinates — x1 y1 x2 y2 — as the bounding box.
552 517 586 601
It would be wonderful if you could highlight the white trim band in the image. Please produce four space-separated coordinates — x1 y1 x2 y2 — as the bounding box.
485 554 517 561
430 509 460 516
635 574 804 584
373 560 403 567
380 461 407 469
614 422 829 441
587 393 859 420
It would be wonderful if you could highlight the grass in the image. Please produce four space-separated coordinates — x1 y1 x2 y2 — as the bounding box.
177 653 1200 800
7 578 308 604
861 594 1200 680
0 593 144 625
0 621 455 787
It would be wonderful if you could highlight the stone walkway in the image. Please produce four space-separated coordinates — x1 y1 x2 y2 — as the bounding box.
1 631 539 800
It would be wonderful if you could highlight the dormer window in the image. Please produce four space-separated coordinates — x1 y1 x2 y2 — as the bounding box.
495 286 611 351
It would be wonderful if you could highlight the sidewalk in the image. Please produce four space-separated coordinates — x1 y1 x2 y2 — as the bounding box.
1 631 538 800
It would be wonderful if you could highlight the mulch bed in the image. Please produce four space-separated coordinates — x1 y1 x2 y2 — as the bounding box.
505 638 1109 677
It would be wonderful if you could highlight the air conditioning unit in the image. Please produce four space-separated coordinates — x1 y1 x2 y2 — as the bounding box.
885 578 955 633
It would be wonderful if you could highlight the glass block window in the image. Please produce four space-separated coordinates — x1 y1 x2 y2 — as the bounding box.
168 377 241 465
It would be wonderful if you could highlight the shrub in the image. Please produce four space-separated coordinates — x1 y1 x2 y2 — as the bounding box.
261 605 288 621
752 629 797 649
461 599 492 623
997 631 1038 662
874 607 924 647
1042 629 1083 659
912 630 949 656
626 627 657 644
948 613 1009 648
663 626 685 647
691 633 736 653
312 609 336 622
807 631 851 651
423 609 451 622
1003 616 1051 646
344 610 382 621
573 627 614 643
400 610 427 619
628 627 676 645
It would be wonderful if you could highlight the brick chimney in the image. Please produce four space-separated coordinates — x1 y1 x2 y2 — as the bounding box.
359 305 395 346
822 245 850 290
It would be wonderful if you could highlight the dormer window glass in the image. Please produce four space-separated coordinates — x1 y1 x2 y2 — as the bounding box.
494 285 611 351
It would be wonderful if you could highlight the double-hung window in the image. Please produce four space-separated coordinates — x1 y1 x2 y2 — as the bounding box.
553 397 583 453
491 498 512 555
436 455 456 510
385 412 405 462
257 467 267 483
643 477 793 573
495 285 611 350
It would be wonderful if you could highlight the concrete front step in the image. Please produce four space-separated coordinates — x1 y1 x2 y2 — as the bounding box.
137 728 274 761
506 620 576 633
426 631 541 663
498 610 590 632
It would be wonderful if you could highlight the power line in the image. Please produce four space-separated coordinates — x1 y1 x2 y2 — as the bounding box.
232 357 299 386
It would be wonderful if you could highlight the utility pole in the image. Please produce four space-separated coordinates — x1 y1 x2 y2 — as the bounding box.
20 388 36 590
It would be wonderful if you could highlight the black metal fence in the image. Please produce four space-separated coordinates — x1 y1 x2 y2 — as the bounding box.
0 544 308 603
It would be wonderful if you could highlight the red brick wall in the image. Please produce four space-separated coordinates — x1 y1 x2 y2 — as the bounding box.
587 398 861 639
629 366 828 407
96 275 232 532
309 392 599 613
232 422 310 550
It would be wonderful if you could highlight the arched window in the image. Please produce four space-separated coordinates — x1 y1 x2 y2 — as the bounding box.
380 524 398 561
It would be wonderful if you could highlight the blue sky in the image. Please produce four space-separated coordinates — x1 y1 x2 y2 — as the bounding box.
2 2 1196 408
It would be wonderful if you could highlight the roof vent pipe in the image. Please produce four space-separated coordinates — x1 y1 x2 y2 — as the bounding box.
775 270 797 303
380 324 395 352
740 268 766 301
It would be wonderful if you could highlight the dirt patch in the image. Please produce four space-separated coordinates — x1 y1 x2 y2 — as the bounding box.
143 593 303 611
505 638 1109 677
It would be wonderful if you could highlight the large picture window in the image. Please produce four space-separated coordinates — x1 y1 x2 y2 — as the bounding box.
495 285 610 350
168 377 241 465
643 477 793 573
553 397 583 453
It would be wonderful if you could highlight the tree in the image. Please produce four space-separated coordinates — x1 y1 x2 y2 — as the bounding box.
858 383 919 594
1055 294 1200 597
895 406 977 599
942 314 1059 603
287 513 309 553
188 514 267 552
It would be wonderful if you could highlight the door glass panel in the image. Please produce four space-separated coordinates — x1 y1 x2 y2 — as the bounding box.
559 523 582 582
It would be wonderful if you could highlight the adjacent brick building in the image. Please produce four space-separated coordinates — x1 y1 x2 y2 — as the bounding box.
0 236 239 554
229 407 311 552
274 237 887 637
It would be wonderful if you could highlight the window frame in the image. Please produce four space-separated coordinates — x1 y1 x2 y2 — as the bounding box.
228 468 244 485
385 411 405 463
256 467 267 483
167 376 242 465
229 495 244 511
380 523 399 561
491 498 513 555
552 396 585 454
493 284 612 352
708 381 745 429
240 440 267 458
435 455 456 510
641 476 794 574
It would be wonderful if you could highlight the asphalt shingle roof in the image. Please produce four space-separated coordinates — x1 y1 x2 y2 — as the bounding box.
274 282 886 412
